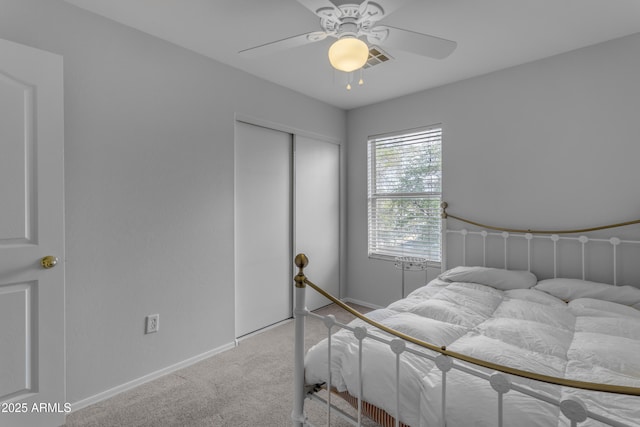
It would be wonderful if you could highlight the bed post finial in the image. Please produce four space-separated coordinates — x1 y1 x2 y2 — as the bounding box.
294 253 309 288
441 201 448 219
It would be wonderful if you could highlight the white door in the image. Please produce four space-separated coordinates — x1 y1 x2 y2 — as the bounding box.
294 136 340 311
0 39 65 427
235 122 292 337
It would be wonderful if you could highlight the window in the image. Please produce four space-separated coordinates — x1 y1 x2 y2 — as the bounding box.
367 125 442 262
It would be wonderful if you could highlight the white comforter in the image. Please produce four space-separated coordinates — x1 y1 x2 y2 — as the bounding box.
304 276 640 426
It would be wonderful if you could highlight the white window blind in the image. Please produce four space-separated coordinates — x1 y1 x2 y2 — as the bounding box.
368 126 442 262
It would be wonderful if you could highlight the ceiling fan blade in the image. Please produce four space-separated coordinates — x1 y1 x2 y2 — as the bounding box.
371 25 456 59
357 1 384 27
239 31 328 58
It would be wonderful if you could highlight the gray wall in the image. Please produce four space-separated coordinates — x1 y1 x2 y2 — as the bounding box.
346 33 640 307
0 0 346 404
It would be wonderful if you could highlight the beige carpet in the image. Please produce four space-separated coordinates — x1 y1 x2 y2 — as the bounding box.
64 303 379 427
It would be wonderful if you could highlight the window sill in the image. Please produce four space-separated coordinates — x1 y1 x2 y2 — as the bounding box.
367 253 441 269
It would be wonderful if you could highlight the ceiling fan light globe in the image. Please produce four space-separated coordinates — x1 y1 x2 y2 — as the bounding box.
328 37 368 72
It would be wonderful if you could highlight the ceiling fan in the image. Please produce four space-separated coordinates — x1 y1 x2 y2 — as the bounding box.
238 0 457 73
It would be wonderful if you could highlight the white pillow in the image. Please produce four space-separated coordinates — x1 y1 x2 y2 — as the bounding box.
438 266 537 290
534 278 640 306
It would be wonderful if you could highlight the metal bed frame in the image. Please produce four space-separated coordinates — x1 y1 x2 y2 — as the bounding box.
292 203 640 427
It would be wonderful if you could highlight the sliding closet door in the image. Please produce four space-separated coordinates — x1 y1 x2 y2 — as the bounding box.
235 122 292 337
295 136 340 311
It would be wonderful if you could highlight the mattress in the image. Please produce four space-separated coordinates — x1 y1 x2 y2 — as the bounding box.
304 267 640 427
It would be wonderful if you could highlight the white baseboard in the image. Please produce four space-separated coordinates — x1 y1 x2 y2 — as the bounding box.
70 341 236 413
236 317 293 343
341 297 383 310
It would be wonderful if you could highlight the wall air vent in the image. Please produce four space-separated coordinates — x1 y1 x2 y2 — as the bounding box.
364 46 393 69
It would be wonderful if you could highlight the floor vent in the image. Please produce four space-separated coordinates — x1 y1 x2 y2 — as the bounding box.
364 46 393 69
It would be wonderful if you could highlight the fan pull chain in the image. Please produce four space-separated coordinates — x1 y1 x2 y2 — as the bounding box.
346 71 353 90
345 69 365 90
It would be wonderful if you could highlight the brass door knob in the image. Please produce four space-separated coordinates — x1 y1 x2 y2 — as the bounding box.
41 256 58 269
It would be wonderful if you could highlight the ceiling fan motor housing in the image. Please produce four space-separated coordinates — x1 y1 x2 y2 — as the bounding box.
320 2 384 39
337 21 359 38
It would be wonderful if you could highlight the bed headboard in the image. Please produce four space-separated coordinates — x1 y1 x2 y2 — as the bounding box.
441 202 640 287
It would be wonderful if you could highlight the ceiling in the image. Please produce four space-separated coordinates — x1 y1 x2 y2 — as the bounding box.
62 0 640 110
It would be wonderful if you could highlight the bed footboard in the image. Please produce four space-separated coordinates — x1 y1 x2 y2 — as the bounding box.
292 253 640 427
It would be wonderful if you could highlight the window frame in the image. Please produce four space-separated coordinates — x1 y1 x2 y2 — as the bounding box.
367 125 443 264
